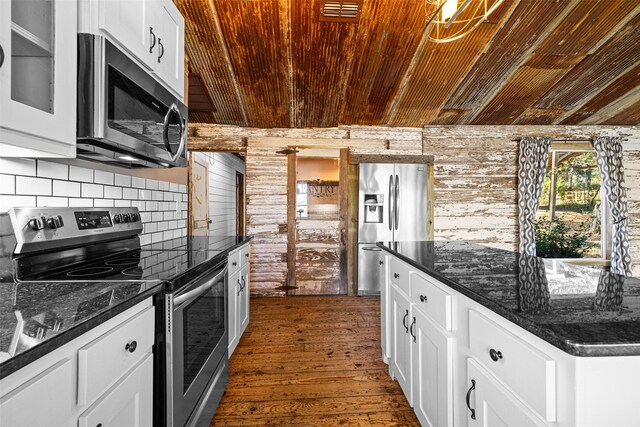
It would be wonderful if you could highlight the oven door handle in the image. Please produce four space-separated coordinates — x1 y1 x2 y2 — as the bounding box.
163 103 187 163
174 266 227 307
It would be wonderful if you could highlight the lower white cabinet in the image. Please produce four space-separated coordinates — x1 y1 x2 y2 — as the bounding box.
412 306 454 427
379 250 391 365
0 299 154 427
466 358 545 427
78 354 153 427
391 285 412 401
228 242 251 357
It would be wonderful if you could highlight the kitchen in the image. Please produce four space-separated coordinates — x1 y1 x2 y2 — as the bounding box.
1 0 640 426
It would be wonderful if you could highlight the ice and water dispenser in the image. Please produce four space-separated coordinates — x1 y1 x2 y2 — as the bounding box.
363 194 384 223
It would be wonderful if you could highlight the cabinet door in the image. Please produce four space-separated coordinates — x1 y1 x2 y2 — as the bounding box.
466 359 546 427
0 358 74 427
78 353 153 427
379 251 390 364
97 0 156 69
412 307 453 427
0 0 77 157
228 270 240 356
239 265 250 336
154 0 184 98
391 285 412 402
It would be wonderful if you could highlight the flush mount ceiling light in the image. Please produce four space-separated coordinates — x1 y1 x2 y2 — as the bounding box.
424 0 506 43
320 0 361 23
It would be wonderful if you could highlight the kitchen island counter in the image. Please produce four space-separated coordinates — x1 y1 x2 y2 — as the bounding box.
378 240 640 357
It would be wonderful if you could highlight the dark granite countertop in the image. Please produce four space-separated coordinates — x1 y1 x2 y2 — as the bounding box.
0 235 252 379
378 240 640 357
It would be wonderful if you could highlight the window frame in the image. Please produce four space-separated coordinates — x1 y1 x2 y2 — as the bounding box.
539 144 611 266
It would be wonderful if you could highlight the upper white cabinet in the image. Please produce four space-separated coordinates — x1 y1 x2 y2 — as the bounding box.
0 0 77 158
80 0 185 99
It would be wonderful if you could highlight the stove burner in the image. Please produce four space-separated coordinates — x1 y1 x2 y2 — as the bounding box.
122 266 144 277
105 259 140 266
67 267 115 277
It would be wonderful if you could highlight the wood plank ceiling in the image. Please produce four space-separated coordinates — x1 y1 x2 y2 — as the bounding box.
175 0 640 128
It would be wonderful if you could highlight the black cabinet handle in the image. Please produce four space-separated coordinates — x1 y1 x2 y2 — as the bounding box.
125 340 137 353
149 27 156 53
410 317 416 343
232 261 237 266
158 38 165 62
419 294 427 303
97 424 102 427
489 348 503 362
466 379 476 420
394 273 400 279
379 260 383 265
402 310 409 333
245 253 249 258
0 44 4 69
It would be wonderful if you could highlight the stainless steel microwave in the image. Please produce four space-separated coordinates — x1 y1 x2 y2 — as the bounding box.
77 34 187 168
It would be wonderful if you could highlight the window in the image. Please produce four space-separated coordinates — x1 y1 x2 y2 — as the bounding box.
535 149 610 262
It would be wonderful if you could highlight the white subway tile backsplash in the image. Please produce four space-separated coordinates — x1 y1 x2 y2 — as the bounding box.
0 158 37 176
140 212 152 223
0 175 16 194
16 176 52 196
69 166 94 183
170 182 179 192
152 212 163 222
94 170 114 185
163 211 174 221
163 192 174 201
138 189 151 200
123 187 138 199
163 231 173 241
147 201 159 211
69 198 92 207
114 174 132 187
178 185 186 193
152 232 163 243
37 196 68 207
94 199 114 207
152 191 163 201
157 222 168 232
114 199 132 207
104 186 123 199
81 183 104 198
146 180 159 190
144 223 158 233
53 180 81 197
132 201 146 210
132 176 146 189
37 160 68 180
139 234 151 246
182 193 188 202
0 195 36 211
159 181 169 191
159 201 169 211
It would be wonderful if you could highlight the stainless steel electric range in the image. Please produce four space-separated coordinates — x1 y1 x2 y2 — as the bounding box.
1 207 230 427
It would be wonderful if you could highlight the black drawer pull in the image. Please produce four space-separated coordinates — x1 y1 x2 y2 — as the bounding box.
419 294 427 303
125 340 137 353
489 348 503 362
149 27 156 53
379 260 383 265
245 253 249 258
232 261 237 266
402 309 409 333
394 273 400 279
466 379 476 420
410 317 416 343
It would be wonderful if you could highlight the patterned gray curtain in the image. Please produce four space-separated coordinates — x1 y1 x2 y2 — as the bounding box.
517 253 550 314
518 137 552 256
593 269 625 311
592 136 633 276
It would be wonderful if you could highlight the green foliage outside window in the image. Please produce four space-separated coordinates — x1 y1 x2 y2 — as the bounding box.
534 218 592 258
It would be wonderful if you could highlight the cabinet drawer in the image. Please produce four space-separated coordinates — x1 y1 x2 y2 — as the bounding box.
228 249 241 276
240 244 250 267
78 306 155 406
389 257 411 296
410 273 452 331
468 309 556 422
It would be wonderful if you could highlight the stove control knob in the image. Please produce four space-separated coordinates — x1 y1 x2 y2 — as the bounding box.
28 217 45 231
122 213 131 223
132 213 140 222
113 214 122 224
46 216 63 229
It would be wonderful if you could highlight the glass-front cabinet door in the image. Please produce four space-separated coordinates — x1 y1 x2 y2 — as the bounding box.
0 0 77 157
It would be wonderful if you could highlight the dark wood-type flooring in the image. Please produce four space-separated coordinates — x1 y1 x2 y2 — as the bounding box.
211 296 420 426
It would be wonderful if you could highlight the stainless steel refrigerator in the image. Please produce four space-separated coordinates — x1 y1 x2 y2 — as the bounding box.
358 163 428 295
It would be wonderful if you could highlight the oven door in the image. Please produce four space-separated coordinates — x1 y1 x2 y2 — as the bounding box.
169 262 228 427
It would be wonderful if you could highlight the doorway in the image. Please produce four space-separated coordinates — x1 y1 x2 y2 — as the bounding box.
236 171 245 236
286 148 348 295
188 153 210 236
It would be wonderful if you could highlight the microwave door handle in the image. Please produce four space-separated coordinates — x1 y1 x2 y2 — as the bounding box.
163 103 187 163
174 266 228 307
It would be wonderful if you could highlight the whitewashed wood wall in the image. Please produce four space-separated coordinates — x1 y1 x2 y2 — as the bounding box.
193 152 245 235
190 124 640 296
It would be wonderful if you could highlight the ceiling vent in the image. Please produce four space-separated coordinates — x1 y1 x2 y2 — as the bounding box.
320 0 361 23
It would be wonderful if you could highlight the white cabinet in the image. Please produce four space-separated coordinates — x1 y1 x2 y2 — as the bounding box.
466 359 546 427
0 299 154 427
79 0 184 99
379 251 391 364
391 285 412 401
412 306 454 427
78 354 153 427
0 0 77 158
228 242 251 357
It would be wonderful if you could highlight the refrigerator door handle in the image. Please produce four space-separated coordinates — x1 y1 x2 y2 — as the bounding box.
388 174 394 231
394 174 399 230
